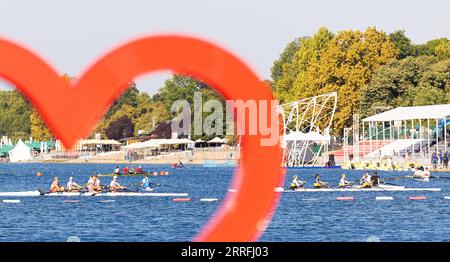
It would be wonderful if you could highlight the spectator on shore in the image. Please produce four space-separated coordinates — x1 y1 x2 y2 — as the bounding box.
444 151 449 169
432 150 438 169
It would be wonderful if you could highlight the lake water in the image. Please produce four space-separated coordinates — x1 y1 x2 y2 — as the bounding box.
0 163 450 242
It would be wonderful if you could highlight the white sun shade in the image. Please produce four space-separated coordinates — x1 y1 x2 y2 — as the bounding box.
363 104 450 122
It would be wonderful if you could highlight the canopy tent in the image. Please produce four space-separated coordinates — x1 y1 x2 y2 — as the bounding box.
363 105 450 122
153 138 195 145
76 139 121 152
125 138 194 150
0 145 13 157
195 139 205 143
124 140 161 150
77 139 121 146
283 131 329 142
208 137 227 144
9 139 32 162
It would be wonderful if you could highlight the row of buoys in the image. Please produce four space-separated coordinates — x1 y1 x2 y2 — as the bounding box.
3 199 21 203
158 171 170 176
172 197 220 202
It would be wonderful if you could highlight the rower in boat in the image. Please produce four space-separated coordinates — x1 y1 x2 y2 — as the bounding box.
141 173 152 191
413 166 424 178
113 166 121 175
172 161 184 168
289 175 305 190
360 172 372 188
423 167 431 181
313 174 328 188
413 167 430 181
136 165 143 174
50 177 65 193
87 176 102 193
123 166 129 174
129 166 136 174
371 171 380 186
109 176 126 192
338 174 352 188
66 177 82 192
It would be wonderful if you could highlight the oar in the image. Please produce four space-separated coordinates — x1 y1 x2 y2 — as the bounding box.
130 182 161 188
383 176 413 181
430 175 450 180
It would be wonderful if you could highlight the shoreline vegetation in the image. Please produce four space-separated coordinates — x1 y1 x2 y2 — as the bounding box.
0 27 449 165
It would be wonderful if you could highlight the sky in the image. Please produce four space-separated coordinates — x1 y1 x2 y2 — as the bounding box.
0 0 449 95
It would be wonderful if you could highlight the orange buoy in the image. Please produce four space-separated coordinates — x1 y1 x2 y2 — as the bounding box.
159 171 165 175
409 196 427 200
172 198 191 202
36 172 43 177
336 196 354 201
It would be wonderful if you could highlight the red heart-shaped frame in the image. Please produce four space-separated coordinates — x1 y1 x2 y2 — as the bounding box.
0 35 282 241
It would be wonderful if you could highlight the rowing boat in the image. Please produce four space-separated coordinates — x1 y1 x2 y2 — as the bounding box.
0 190 188 197
98 172 149 177
273 184 441 192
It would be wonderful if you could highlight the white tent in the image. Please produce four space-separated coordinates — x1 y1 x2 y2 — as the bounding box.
154 138 195 145
124 138 195 149
9 139 32 162
283 131 329 142
363 104 450 122
208 137 227 144
124 140 161 149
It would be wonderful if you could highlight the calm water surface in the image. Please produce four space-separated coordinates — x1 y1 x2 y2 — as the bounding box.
0 163 450 242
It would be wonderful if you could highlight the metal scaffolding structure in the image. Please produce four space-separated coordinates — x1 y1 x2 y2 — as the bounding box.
276 92 337 167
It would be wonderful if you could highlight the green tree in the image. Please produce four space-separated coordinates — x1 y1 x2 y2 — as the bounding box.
389 30 418 58
304 27 398 134
361 56 450 114
104 81 139 119
105 116 135 140
0 90 32 141
435 39 450 60
30 109 53 141
153 75 227 140
272 28 334 102
271 37 303 85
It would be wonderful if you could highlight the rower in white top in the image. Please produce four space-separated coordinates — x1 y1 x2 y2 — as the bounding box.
66 177 82 192
109 176 126 192
338 174 352 188
289 175 305 190
413 166 431 181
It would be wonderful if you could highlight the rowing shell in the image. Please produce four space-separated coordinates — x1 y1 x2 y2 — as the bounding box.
0 190 188 197
273 184 441 192
98 172 149 177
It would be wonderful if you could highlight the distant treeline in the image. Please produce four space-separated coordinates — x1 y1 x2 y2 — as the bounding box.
1 27 448 141
0 76 225 142
271 28 450 135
